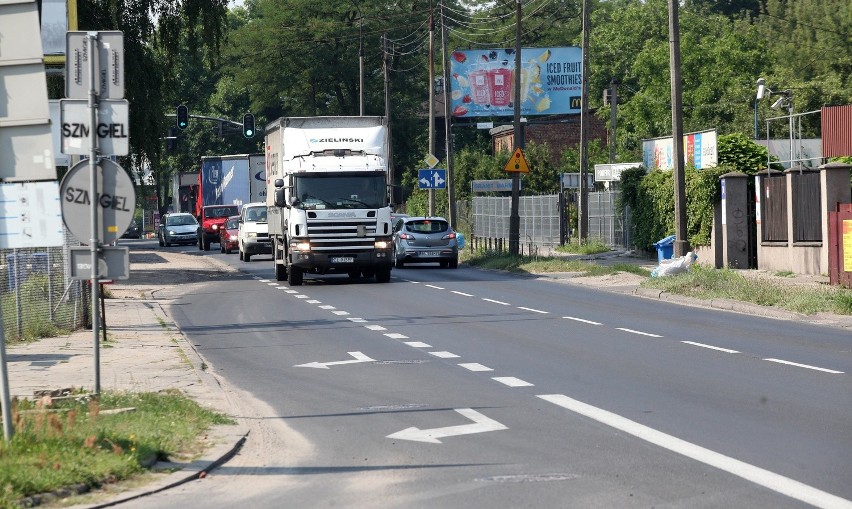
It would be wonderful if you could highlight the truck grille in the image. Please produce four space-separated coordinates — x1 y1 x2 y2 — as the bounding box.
307 219 377 251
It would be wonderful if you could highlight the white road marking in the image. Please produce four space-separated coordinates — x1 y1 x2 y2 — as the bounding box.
384 333 409 339
563 316 602 325
332 310 350 316
267 282 279 286
763 358 844 374
518 306 548 314
537 394 852 509
318 305 336 310
258 279 271 283
386 408 508 444
284 289 299 294
616 327 662 338
459 363 493 372
365 325 387 331
451 291 474 297
307 300 321 304
482 298 510 306
430 351 460 358
405 341 431 348
492 376 534 387
682 341 740 354
425 284 445 290
295 351 375 369
295 295 309 299
347 318 367 323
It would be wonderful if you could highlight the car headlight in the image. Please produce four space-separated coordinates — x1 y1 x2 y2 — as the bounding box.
212 224 219 230
168 230 176 235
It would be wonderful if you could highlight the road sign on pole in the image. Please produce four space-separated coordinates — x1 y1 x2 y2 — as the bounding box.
65 31 124 100
59 158 136 244
60 99 129 155
418 169 447 189
504 147 530 173
69 246 130 280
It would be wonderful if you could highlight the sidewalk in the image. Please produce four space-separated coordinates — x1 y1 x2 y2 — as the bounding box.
6 251 248 507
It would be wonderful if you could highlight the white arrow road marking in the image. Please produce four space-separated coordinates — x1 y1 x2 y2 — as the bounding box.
294 351 375 369
387 408 508 444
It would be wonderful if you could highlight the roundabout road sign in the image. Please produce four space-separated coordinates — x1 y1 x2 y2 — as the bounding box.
60 158 135 244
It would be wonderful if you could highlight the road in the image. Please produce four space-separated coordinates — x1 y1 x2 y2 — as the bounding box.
122 240 852 508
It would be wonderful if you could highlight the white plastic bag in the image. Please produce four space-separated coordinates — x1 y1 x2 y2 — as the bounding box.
650 251 697 278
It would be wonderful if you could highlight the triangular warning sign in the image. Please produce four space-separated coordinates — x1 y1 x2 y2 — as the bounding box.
504 148 530 173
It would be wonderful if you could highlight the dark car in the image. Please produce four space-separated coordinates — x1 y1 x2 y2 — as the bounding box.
392 216 459 268
121 220 142 239
158 213 199 247
219 215 240 254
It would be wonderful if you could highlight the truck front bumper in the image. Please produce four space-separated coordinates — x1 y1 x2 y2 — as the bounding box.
289 249 393 271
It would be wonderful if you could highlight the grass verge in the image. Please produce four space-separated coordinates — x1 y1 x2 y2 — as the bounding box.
0 390 233 507
464 251 852 316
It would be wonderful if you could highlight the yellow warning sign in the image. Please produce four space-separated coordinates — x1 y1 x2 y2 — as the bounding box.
504 148 530 173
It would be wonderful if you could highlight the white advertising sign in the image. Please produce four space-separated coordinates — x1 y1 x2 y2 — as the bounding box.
0 182 64 248
642 129 718 171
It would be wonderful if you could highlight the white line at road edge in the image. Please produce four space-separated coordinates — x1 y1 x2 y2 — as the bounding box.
681 341 740 354
537 394 852 509
763 358 844 374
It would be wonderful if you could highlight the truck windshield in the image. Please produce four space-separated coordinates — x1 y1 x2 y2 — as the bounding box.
293 174 387 210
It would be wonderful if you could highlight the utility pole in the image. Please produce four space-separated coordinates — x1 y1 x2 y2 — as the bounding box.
427 6 435 216
358 3 364 115
383 34 393 191
668 0 689 256
577 0 590 241
508 0 523 256
441 9 457 228
609 79 618 164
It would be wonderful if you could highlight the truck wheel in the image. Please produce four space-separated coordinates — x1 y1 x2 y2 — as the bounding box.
244 253 252 262
288 266 303 286
375 267 391 283
275 261 287 281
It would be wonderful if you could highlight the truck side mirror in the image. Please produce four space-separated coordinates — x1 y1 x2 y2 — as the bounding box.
274 188 287 208
390 186 403 208
274 178 284 188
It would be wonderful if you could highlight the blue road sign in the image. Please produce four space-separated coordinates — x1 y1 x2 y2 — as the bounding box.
418 169 447 189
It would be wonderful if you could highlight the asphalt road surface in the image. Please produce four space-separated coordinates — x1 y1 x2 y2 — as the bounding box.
121 240 852 508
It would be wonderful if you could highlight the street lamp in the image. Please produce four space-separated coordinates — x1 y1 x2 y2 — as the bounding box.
755 77 794 167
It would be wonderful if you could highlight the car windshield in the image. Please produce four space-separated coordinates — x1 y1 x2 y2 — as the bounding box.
208 206 238 218
406 220 449 233
293 174 386 210
166 215 197 226
245 207 267 222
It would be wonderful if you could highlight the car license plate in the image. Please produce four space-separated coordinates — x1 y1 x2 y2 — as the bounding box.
418 251 438 257
330 256 354 264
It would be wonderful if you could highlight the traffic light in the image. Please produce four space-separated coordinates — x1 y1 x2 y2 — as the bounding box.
242 113 255 138
176 104 189 130
166 127 177 151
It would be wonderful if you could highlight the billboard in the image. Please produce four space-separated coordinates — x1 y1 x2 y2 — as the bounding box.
449 47 582 118
642 129 718 170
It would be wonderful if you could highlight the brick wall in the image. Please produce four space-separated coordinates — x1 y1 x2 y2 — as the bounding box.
492 114 608 166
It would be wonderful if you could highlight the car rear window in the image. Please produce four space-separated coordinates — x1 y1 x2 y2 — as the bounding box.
406 220 449 233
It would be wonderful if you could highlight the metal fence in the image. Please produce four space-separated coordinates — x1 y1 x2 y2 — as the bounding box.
472 195 562 247
1 230 90 342
469 191 632 251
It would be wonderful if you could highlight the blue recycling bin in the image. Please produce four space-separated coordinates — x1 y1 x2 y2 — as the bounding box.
653 235 676 263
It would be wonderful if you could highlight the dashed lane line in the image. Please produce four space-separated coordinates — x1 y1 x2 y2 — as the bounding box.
459 363 493 372
492 377 534 387
482 298 511 306
451 291 474 297
405 341 432 348
763 358 844 374
616 327 662 338
563 316 602 325
682 341 740 354
429 351 460 358
518 306 548 314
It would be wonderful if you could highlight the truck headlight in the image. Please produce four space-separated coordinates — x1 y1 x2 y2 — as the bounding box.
291 240 311 251
374 240 390 249
247 232 257 238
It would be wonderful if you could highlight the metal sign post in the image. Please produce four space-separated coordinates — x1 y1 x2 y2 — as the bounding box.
64 30 126 396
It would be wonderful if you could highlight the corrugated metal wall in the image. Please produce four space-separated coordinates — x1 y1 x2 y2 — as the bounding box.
822 105 852 157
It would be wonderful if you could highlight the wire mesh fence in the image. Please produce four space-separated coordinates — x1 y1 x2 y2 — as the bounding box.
1 230 90 342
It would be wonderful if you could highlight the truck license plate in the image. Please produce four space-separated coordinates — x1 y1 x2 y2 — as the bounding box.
330 256 354 264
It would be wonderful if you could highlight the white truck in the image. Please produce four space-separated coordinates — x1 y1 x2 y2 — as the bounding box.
265 116 394 285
